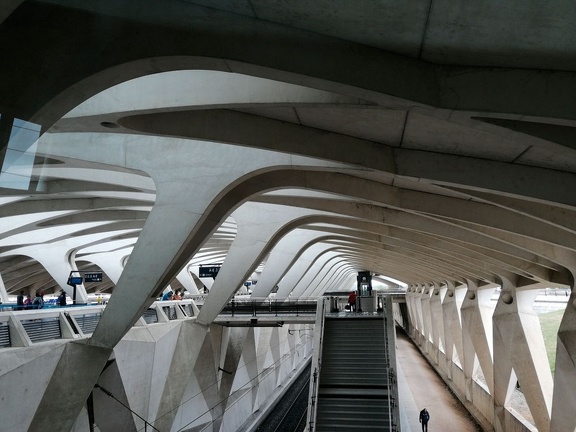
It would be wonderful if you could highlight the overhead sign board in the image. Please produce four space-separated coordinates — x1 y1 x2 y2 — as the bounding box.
199 266 220 278
84 272 103 282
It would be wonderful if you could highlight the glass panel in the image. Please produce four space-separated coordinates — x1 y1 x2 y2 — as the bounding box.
0 118 40 191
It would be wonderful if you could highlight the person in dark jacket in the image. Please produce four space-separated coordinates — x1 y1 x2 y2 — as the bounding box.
32 292 44 309
419 408 430 432
58 290 67 307
16 291 24 311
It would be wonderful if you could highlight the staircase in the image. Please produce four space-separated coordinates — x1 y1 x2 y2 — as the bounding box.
314 316 396 431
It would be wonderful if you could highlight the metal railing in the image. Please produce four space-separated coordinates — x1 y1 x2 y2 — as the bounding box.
221 299 317 317
0 297 316 349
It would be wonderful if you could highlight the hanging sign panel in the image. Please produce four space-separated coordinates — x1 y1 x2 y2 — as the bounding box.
84 272 103 282
199 266 220 278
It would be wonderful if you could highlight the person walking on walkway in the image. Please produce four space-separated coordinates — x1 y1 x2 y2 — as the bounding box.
419 408 430 432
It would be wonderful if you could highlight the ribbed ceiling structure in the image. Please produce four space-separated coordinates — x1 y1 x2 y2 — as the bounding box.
1 1 576 302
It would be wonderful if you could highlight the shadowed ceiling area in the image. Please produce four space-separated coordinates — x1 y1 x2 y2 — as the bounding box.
0 0 576 302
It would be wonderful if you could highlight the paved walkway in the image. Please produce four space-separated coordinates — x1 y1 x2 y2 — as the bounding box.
396 329 483 432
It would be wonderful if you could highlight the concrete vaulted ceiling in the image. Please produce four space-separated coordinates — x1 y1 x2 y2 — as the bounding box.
1 0 576 308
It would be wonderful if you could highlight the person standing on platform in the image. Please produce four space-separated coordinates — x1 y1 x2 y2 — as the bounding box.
24 294 32 310
58 290 67 307
419 408 430 431
348 291 357 312
32 292 43 309
16 291 24 311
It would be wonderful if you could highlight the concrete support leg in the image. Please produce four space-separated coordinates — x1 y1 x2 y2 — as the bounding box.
274 243 328 301
460 281 495 398
551 287 576 432
429 282 445 366
150 321 209 431
493 283 552 432
18 244 91 302
176 266 200 295
289 251 340 299
0 273 9 303
421 284 433 357
28 341 113 432
250 230 327 298
414 286 425 347
242 329 260 410
406 286 420 340
443 282 467 377
197 203 323 325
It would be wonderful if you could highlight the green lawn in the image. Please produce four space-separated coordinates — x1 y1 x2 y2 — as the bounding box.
539 309 565 375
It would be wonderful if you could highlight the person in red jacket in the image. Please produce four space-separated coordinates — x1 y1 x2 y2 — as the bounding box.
348 291 357 312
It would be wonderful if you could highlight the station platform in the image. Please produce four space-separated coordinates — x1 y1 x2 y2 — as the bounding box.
396 329 483 431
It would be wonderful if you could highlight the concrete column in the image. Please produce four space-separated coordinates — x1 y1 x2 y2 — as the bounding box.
460 280 496 398
250 230 329 298
242 328 260 410
406 286 419 340
176 266 200 295
81 249 127 293
275 243 331 301
550 279 576 432
414 285 426 347
28 342 113 431
442 282 462 379
151 321 213 431
285 250 341 299
0 273 9 302
493 279 552 432
429 282 446 367
306 263 350 299
12 242 91 303
298 254 347 299
197 203 330 325
420 284 434 356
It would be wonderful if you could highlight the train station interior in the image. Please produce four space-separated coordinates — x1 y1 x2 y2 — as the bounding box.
1 1 576 431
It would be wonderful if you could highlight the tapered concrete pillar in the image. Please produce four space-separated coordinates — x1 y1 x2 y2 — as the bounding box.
441 281 465 381
551 281 576 432
152 321 213 431
299 253 347 298
176 266 200 295
250 230 329 298
12 243 90 303
429 282 446 367
406 286 420 340
81 249 127 285
28 341 113 432
413 285 425 347
493 279 552 432
288 250 341 299
0 274 9 303
197 203 331 325
420 284 434 356
275 243 334 301
460 280 495 399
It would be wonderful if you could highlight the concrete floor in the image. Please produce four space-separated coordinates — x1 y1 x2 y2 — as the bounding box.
396 329 483 432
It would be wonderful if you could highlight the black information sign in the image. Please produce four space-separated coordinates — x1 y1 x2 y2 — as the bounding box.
199 266 220 278
84 272 103 282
